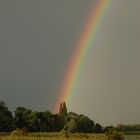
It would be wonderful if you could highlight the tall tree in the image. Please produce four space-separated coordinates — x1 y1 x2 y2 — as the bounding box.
58 102 68 131
62 102 67 116
59 102 67 117
14 107 31 129
0 100 14 132
76 115 94 133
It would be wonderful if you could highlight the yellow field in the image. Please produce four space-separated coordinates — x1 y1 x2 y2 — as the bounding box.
2 137 107 140
0 133 108 140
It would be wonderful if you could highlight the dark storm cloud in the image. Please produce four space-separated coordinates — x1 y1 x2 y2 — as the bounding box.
0 0 94 111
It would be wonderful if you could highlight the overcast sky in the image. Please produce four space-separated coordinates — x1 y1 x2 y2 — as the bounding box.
0 0 140 125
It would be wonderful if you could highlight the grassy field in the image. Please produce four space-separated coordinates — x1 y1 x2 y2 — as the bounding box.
0 132 108 140
1 132 140 140
124 131 140 140
125 131 140 135
125 135 140 140
1 138 107 140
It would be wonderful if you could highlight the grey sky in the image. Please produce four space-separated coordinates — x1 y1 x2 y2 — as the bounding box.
0 0 94 110
0 0 140 125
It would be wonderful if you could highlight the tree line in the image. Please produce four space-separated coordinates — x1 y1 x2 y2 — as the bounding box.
0 100 102 133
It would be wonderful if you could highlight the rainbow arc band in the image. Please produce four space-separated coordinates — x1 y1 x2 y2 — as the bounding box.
54 0 111 112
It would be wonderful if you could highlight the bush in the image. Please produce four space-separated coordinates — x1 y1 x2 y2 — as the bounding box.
106 128 124 140
61 130 69 138
11 128 28 137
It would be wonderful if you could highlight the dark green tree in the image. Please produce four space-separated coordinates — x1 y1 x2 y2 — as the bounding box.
50 114 64 132
64 118 77 133
62 102 67 116
59 102 67 117
28 111 48 132
0 100 105 133
14 107 31 129
76 115 94 133
94 123 102 133
58 102 68 130
0 101 14 132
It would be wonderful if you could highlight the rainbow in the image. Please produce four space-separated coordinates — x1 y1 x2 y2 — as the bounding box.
54 0 111 112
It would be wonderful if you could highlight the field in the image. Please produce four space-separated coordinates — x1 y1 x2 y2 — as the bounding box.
125 131 140 135
0 132 140 140
125 135 140 140
0 132 108 140
124 131 140 140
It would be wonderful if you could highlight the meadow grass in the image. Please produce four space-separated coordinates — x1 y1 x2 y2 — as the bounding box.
1 137 108 140
0 132 108 140
125 131 140 135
